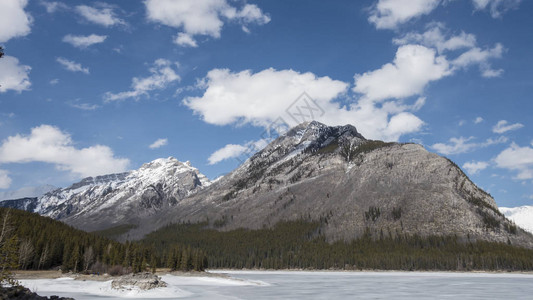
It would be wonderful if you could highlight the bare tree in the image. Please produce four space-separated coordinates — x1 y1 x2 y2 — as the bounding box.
18 239 34 270
0 209 18 285
0 46 4 58
0 209 13 246
38 243 49 270
83 246 94 272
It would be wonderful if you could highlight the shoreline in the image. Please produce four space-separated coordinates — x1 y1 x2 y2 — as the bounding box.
13 268 533 281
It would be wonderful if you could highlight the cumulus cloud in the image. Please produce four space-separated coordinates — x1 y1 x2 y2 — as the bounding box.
368 0 441 29
208 144 249 165
492 120 524 134
185 39 501 142
368 0 520 30
395 24 504 78
75 4 125 27
174 33 198 47
0 56 31 93
104 59 180 102
393 23 476 54
184 68 348 128
0 125 130 178
0 0 32 43
353 45 451 102
149 138 168 149
432 136 507 155
208 139 269 165
474 117 484 124
63 34 107 48
145 0 270 47
463 161 489 175
452 43 504 77
494 143 533 180
472 0 521 18
185 66 427 141
0 170 11 189
56 57 89 74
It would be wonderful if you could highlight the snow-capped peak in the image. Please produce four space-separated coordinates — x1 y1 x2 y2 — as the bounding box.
33 156 211 223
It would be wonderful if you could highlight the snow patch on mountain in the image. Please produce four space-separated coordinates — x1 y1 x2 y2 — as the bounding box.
500 206 533 234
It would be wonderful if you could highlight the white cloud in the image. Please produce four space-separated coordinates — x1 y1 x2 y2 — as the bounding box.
463 161 489 175
149 138 168 149
63 34 107 48
432 136 507 155
0 56 31 93
184 68 348 127
472 0 521 18
494 143 533 180
185 67 427 142
41 1 68 14
208 139 269 165
0 170 11 189
68 100 99 111
432 136 477 155
492 120 524 134
353 45 451 102
393 23 476 54
145 0 270 47
452 43 504 77
0 125 129 178
56 57 89 74
368 0 441 29
0 0 32 43
104 59 180 102
368 0 520 30
208 144 249 165
396 24 504 78
49 78 59 85
174 33 198 47
75 4 125 27
474 117 484 124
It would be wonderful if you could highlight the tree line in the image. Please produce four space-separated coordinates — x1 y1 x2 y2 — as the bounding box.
142 220 533 271
0 208 206 285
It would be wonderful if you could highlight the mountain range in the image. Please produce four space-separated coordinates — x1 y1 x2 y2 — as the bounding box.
2 121 532 247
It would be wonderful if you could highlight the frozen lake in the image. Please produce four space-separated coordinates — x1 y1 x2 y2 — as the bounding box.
20 270 533 299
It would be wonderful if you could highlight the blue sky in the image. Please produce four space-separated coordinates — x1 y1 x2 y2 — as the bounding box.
0 0 532 207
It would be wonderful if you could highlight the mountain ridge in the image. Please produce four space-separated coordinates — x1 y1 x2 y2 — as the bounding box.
2 121 532 248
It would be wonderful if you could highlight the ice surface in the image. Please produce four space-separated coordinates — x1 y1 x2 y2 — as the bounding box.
19 271 533 299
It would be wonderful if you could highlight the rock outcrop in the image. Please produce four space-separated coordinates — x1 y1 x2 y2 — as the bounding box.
111 273 167 291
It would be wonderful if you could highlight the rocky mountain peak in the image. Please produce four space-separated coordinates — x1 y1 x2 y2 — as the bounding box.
247 121 366 166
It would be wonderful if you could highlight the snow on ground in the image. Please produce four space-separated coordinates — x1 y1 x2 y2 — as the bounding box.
19 277 191 298
19 273 267 299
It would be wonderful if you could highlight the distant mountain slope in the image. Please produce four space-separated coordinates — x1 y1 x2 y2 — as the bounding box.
500 206 533 234
0 157 210 232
